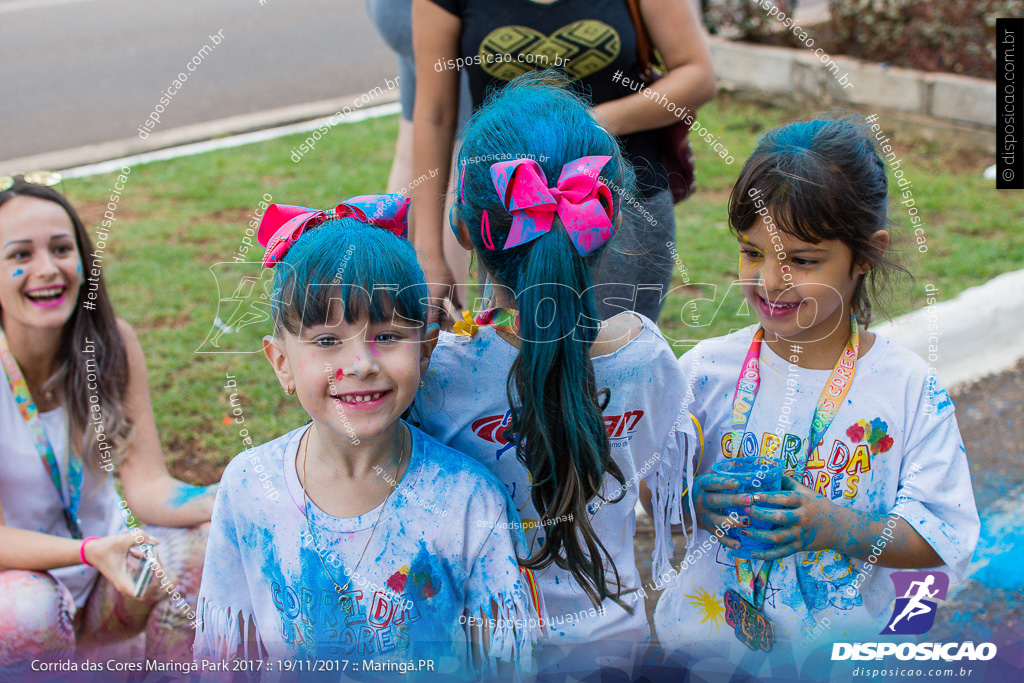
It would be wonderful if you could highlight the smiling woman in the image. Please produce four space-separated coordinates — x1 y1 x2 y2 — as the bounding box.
0 177 213 673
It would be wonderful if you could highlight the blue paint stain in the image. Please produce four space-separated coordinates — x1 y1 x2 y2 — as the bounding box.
12 269 23 277
252 524 318 651
967 505 1024 589
927 376 954 415
168 483 211 507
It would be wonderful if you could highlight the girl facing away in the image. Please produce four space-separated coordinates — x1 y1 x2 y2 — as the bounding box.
653 116 980 678
412 73 699 675
193 196 540 678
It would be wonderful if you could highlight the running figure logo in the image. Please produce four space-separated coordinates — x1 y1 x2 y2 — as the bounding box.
196 262 287 354
881 571 949 635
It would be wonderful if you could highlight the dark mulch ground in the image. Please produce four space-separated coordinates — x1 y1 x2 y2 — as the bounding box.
931 360 1024 649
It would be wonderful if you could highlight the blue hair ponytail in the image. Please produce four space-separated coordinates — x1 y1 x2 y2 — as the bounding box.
454 71 635 611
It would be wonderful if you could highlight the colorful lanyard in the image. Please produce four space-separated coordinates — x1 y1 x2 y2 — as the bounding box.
729 315 859 609
0 329 83 539
519 565 546 636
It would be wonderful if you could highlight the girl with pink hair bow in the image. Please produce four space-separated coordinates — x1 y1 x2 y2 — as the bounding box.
412 73 701 676
193 196 542 678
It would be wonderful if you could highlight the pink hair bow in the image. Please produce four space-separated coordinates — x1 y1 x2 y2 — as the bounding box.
258 194 410 267
488 156 615 256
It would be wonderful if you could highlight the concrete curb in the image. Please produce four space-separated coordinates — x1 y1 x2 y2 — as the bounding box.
0 91 400 175
708 37 996 131
874 268 1024 392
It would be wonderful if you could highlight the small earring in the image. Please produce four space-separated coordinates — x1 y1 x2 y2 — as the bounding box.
285 387 295 396
418 380 425 389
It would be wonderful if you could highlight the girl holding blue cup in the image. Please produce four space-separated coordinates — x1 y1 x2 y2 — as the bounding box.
710 456 782 558
653 116 979 676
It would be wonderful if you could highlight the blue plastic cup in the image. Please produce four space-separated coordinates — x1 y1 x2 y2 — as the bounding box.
712 456 783 559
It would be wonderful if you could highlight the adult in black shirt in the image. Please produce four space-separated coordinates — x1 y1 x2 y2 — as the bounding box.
411 0 716 322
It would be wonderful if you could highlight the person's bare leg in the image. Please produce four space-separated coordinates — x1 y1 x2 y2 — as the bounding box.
443 189 471 315
441 144 478 317
388 118 468 322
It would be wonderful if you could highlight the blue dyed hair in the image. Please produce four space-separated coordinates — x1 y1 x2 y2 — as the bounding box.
270 218 428 337
453 71 634 611
728 113 908 323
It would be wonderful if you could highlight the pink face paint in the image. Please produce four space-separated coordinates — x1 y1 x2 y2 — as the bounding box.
335 368 344 382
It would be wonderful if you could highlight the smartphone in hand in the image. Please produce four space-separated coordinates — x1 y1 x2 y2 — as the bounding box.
129 543 157 598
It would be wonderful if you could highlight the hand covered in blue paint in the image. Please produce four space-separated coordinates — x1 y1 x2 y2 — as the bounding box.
742 475 841 560
692 473 747 551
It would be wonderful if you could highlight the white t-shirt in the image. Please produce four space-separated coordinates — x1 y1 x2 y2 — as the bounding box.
653 326 980 673
193 422 538 677
0 374 123 608
412 315 696 648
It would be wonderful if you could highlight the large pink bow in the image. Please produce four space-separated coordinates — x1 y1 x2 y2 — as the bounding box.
258 194 410 267
489 156 615 257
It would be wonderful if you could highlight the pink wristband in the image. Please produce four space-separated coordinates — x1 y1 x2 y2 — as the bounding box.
80 536 100 566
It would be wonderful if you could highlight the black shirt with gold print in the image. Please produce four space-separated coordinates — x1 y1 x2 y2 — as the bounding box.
429 0 669 196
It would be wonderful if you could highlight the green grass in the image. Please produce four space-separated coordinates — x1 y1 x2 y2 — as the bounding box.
61 96 1021 482
658 103 1023 349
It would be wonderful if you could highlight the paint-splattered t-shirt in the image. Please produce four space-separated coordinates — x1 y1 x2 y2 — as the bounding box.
193 421 538 678
412 314 696 649
654 326 980 672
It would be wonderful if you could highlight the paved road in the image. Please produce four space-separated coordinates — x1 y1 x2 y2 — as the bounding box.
0 0 833 162
0 0 396 160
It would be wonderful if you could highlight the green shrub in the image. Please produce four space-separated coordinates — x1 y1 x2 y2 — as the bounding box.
704 0 799 42
828 0 1023 77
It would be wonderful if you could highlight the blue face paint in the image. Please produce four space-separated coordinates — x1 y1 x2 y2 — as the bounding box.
12 269 23 277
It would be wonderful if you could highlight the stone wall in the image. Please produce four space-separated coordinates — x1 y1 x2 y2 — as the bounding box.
708 38 996 147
